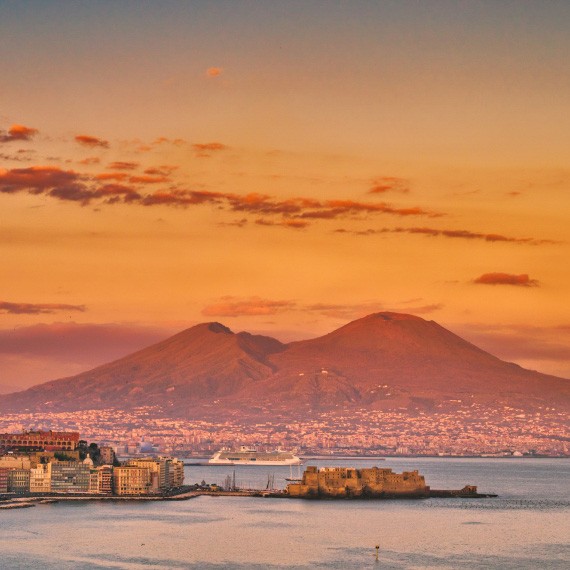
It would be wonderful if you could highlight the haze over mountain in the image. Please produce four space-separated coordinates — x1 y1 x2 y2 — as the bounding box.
2 313 569 418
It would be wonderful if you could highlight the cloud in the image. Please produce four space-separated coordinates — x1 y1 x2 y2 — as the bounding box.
108 161 139 170
140 189 225 207
0 124 38 143
0 164 442 222
152 137 186 147
452 322 570 378
218 218 248 228
0 152 34 163
78 157 101 165
303 302 442 320
0 301 86 315
473 273 539 287
192 142 229 157
0 166 82 194
304 302 385 320
95 172 129 181
334 226 556 245
75 134 109 148
97 184 142 203
369 177 410 194
94 172 169 185
255 218 309 229
202 296 295 317
206 67 223 78
201 297 442 321
144 165 178 176
302 200 440 219
129 174 170 184
0 322 176 391
0 166 140 205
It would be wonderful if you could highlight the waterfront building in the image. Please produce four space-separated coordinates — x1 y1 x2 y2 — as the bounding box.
50 461 91 493
95 465 113 494
8 468 30 494
113 466 152 495
125 457 184 492
0 430 80 452
287 466 429 498
29 463 52 493
169 457 185 488
126 458 164 492
88 469 99 494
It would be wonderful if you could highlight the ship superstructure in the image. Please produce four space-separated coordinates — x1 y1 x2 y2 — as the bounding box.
208 446 302 466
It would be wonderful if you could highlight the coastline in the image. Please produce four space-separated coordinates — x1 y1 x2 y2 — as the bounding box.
0 486 497 509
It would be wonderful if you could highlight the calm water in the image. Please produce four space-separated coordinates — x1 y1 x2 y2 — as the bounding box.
1 458 569 569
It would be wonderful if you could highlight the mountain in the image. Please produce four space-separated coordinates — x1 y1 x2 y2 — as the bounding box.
2 313 569 418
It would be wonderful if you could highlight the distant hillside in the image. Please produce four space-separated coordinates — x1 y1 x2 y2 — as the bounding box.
2 313 569 418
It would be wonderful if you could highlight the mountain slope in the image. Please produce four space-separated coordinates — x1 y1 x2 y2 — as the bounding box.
1 313 569 417
1 322 284 413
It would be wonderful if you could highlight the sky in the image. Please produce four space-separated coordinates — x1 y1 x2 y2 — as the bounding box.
1 1 570 392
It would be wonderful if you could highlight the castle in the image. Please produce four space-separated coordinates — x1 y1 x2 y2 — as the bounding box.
286 466 429 498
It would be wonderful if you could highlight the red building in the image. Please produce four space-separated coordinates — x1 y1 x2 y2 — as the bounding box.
0 430 80 452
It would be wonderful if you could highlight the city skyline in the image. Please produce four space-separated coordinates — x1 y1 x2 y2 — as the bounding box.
2 1 570 392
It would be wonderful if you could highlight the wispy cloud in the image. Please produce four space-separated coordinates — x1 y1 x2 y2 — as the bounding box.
304 302 442 320
334 226 556 245
0 124 38 143
452 322 570 378
299 200 439 219
95 172 129 182
255 218 309 229
473 273 539 287
152 137 186 147
129 174 170 184
201 297 442 321
369 177 410 194
78 157 100 165
0 152 34 163
202 296 295 317
108 161 139 170
144 165 178 176
0 322 176 390
0 301 86 315
192 142 229 157
75 134 109 148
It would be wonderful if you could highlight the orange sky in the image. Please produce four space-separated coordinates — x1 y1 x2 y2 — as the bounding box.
1 2 570 390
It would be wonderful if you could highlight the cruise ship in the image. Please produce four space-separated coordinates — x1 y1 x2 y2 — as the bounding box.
208 446 302 466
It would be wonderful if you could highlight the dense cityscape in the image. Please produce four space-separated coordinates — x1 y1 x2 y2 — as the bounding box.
1 403 567 459
0 429 185 498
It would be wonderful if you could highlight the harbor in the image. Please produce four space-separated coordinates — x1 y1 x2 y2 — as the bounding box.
0 462 497 509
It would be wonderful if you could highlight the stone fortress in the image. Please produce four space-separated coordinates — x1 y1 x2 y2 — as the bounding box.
286 466 430 498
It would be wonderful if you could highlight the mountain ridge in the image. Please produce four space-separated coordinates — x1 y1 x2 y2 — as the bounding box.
1 312 569 418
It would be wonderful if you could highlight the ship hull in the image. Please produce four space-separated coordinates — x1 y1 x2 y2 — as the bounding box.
208 459 302 466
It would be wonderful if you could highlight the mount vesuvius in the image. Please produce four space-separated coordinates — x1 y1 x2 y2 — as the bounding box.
2 312 569 418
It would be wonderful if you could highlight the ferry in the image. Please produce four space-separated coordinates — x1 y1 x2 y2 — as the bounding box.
208 446 302 466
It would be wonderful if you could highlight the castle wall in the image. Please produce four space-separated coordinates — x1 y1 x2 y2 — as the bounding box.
286 466 429 498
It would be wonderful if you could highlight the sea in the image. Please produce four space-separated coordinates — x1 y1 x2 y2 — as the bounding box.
1 457 569 569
